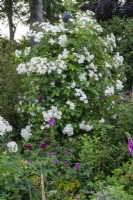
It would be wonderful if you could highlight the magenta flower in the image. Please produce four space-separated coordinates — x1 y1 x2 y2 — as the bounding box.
64 161 69 166
49 117 56 127
29 159 33 163
128 137 133 157
52 152 57 156
25 144 33 150
75 194 80 199
38 96 44 102
54 159 59 164
74 163 80 169
39 143 49 148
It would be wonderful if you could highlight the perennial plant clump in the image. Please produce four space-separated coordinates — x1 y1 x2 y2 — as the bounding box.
15 10 125 141
0 116 13 136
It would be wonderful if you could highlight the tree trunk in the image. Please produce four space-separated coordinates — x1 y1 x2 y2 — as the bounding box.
5 0 16 40
29 0 43 28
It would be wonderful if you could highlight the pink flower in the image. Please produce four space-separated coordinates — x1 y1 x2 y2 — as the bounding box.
52 152 57 156
75 194 80 199
74 163 80 169
128 137 133 157
64 161 69 166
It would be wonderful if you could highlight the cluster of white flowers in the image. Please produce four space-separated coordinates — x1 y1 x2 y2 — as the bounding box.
85 62 99 80
113 52 124 68
42 106 62 122
76 11 96 26
0 116 13 136
34 31 44 42
23 47 31 56
40 22 67 35
62 124 74 136
70 80 76 88
7 141 18 153
25 29 36 40
48 38 56 45
58 34 67 47
20 125 32 141
79 72 87 82
15 49 22 58
15 47 31 58
58 48 69 59
73 50 94 64
105 61 112 69
75 88 88 104
99 118 105 123
79 121 93 131
17 56 67 75
105 86 114 96
107 33 116 49
66 101 75 110
25 22 68 43
103 33 116 52
84 48 94 63
116 80 124 90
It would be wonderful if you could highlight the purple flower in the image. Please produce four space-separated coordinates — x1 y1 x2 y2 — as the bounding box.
74 163 80 169
47 153 51 156
39 143 49 148
25 144 33 150
49 117 56 127
30 187 35 192
54 159 59 164
128 137 133 157
38 96 44 102
52 152 57 156
66 151 70 155
75 194 80 199
29 159 33 163
64 161 69 166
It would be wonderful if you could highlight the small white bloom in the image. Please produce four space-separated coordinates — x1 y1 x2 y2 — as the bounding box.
58 34 67 47
79 121 93 131
99 118 105 123
62 124 74 136
105 86 114 96
20 125 32 141
48 38 55 45
7 141 18 152
116 80 124 90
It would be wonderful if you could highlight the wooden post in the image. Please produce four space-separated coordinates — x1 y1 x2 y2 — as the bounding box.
41 173 46 200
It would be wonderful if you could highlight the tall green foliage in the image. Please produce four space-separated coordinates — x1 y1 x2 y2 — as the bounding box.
101 17 133 90
0 38 23 133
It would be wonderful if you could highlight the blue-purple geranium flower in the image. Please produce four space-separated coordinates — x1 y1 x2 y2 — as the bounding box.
49 117 56 127
128 137 133 157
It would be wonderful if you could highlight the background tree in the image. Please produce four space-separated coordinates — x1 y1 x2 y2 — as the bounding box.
29 0 43 27
0 0 28 40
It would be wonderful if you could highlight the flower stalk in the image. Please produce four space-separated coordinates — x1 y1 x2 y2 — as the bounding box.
41 173 46 200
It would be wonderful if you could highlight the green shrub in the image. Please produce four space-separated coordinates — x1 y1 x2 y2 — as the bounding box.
101 17 133 90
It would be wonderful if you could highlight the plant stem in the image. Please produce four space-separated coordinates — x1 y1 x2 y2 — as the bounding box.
41 173 46 200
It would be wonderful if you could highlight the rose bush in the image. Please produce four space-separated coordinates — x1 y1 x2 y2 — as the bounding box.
15 10 125 143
